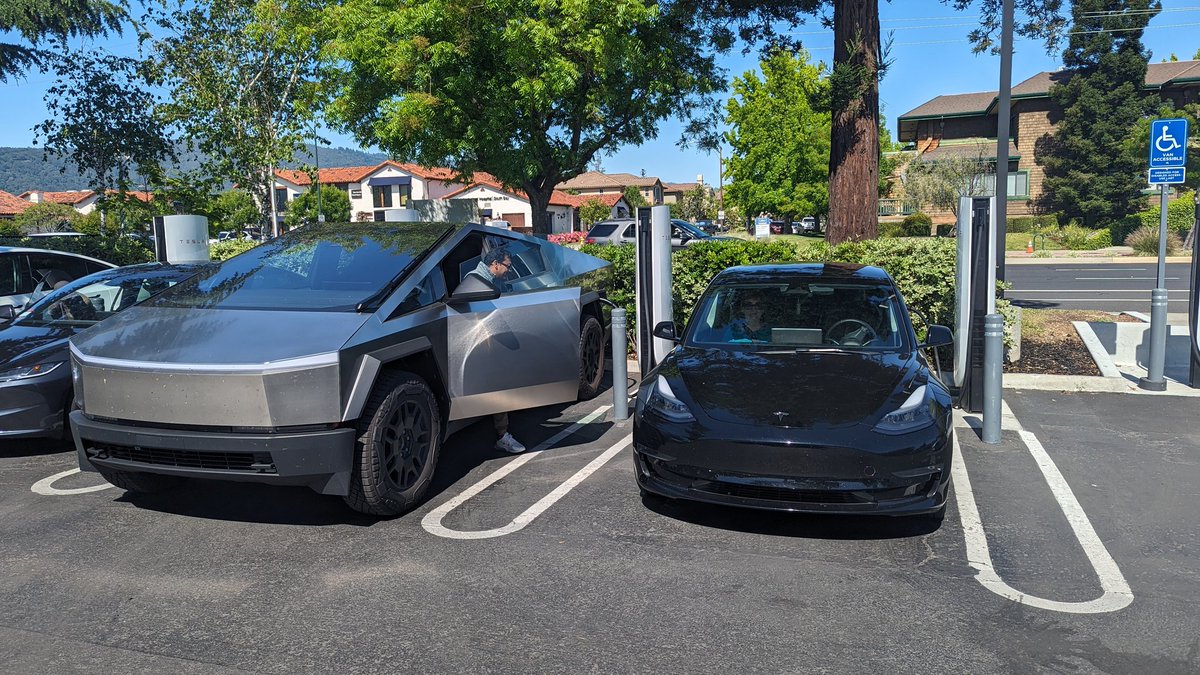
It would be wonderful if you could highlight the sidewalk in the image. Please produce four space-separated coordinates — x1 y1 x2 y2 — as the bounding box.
1006 249 1193 264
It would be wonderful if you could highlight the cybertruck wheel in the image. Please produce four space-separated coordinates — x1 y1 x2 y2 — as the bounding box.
95 467 183 493
345 371 442 517
578 315 606 400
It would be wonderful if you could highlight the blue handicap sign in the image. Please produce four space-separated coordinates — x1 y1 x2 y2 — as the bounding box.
1148 167 1186 185
1149 118 1188 168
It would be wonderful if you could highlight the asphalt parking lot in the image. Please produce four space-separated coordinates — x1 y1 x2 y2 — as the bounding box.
1 380 1198 673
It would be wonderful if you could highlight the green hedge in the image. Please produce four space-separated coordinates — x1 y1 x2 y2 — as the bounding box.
582 237 959 340
1052 224 1111 250
1136 192 1196 236
901 212 933 237
210 239 260 261
1007 215 1058 234
0 235 153 266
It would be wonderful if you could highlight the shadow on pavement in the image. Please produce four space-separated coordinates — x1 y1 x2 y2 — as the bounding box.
0 436 73 458
639 493 945 540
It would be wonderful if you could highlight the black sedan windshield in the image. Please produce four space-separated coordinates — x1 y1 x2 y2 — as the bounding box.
150 222 456 312
686 281 910 351
16 267 198 328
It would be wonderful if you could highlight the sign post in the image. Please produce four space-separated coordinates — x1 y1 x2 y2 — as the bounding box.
1141 118 1189 391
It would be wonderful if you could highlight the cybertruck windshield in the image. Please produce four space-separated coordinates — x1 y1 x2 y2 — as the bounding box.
149 222 457 312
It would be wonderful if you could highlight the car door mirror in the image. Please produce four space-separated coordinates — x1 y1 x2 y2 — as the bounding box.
920 324 953 348
447 286 501 305
0 304 14 321
652 321 680 342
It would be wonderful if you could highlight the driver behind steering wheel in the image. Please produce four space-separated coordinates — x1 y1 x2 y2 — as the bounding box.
825 289 884 346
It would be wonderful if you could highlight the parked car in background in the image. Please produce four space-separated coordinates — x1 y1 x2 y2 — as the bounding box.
0 246 115 315
769 220 785 234
633 262 955 519
791 217 820 235
695 220 717 234
70 222 611 516
584 218 735 249
0 262 207 440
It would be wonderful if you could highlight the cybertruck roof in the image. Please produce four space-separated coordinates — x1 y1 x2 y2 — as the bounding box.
70 222 610 366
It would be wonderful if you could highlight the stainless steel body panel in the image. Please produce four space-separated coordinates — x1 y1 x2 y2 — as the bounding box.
445 287 581 420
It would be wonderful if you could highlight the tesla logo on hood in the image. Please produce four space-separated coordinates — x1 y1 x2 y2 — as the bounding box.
773 411 790 422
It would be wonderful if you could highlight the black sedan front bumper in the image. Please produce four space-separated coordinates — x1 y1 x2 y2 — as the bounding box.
633 416 952 516
71 412 357 495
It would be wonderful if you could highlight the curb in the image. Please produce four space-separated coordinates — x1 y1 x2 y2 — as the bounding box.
1072 321 1121 378
1005 256 1193 265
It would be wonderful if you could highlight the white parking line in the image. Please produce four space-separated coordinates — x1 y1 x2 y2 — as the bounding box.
1054 268 1147 272
422 406 628 539
31 468 115 496
952 406 1133 614
1074 276 1180 281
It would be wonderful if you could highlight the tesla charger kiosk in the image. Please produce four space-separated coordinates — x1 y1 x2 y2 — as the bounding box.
635 205 673 373
953 196 997 413
152 215 210 264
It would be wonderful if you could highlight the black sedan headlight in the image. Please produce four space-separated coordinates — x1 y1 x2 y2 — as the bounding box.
644 375 695 423
872 385 935 435
0 361 63 384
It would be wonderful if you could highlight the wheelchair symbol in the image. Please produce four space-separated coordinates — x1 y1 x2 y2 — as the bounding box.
1155 125 1182 153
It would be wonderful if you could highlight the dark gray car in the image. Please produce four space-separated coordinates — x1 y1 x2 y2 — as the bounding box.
584 218 734 249
70 222 610 516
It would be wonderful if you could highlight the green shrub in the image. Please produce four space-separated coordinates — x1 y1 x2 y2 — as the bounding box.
1136 191 1196 236
210 239 260 261
0 234 153 266
1125 226 1183 256
878 221 905 238
1109 215 1141 248
901 212 933 237
1007 215 1057 233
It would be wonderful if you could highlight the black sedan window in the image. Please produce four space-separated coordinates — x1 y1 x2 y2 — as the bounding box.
19 270 193 327
686 282 908 351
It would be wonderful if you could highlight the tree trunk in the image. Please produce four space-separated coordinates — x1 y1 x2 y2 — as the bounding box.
524 179 556 238
827 0 881 245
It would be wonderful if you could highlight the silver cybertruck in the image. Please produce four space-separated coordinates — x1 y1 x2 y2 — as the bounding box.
70 222 611 515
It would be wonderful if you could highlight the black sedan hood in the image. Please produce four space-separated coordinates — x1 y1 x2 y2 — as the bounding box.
0 322 73 367
668 347 919 428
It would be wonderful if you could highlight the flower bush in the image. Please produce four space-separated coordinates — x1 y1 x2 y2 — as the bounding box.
548 231 587 245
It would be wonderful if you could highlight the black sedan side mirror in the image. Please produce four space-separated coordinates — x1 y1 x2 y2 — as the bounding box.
0 304 15 322
921 325 953 348
652 321 680 342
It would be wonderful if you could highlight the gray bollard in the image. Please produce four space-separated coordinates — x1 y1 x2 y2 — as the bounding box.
982 313 1004 444
1139 288 1169 391
611 308 628 420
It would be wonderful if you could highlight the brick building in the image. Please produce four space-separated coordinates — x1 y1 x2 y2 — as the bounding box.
896 60 1200 219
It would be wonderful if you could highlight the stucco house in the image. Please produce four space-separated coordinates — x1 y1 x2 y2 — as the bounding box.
442 178 630 233
556 171 664 205
895 60 1200 219
273 160 465 225
18 189 155 216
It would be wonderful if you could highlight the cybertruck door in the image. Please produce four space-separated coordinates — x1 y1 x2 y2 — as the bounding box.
445 287 581 421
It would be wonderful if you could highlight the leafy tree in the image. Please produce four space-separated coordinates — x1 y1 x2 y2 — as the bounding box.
878 119 907 198
901 152 994 221
1035 0 1159 227
325 0 721 237
1195 48 1200 60
725 49 830 225
13 202 80 234
676 184 717 222
623 186 650 209
151 0 325 235
207 189 261 236
0 0 125 82
284 185 351 229
35 50 174 234
579 199 612 227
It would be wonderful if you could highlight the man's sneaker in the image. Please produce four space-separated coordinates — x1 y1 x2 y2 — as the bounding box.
495 432 526 454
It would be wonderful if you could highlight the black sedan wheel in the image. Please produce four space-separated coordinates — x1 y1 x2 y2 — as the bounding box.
345 371 441 516
578 315 605 400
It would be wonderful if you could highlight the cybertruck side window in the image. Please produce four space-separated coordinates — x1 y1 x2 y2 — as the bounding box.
393 269 446 317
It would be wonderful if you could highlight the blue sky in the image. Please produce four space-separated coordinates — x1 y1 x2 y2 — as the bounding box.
1 1 1198 188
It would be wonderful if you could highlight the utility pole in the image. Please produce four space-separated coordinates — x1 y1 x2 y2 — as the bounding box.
314 127 323 223
994 0 1014 284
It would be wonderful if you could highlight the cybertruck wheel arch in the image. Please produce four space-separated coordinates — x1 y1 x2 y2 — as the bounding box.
342 337 439 422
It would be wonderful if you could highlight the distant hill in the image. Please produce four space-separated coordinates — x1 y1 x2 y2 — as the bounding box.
0 145 389 194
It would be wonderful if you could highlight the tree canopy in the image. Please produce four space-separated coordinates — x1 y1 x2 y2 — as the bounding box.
1035 0 1158 227
0 0 125 82
725 49 830 224
284 185 352 229
324 0 722 236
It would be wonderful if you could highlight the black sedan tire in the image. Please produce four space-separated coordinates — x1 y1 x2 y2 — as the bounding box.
577 315 605 400
95 467 184 493
345 371 441 517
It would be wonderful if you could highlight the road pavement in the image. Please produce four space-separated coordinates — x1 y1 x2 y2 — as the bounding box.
1 380 1198 672
1006 261 1192 313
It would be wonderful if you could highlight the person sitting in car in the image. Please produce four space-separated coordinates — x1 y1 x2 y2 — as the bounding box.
726 291 773 342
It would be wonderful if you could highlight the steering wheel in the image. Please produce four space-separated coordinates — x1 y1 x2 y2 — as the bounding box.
827 318 878 346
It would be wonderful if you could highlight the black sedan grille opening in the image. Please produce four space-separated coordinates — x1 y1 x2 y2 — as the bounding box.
87 442 277 474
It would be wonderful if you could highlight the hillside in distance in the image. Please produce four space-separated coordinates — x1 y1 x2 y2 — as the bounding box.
0 145 389 194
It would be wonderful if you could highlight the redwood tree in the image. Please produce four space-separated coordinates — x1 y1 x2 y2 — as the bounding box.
827 1 880 243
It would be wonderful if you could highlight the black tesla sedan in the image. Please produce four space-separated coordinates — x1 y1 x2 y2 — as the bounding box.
633 263 955 518
0 262 206 439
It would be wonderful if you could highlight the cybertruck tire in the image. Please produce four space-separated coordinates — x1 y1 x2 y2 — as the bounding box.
95 467 184 493
578 315 606 400
345 371 441 517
